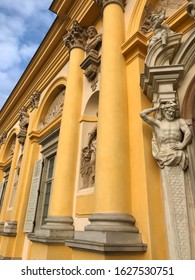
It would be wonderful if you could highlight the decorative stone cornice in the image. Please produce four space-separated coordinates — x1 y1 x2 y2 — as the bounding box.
29 91 40 111
94 0 126 11
63 20 88 52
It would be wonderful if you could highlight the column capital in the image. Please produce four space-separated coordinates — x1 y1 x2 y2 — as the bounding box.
94 0 126 11
63 20 88 52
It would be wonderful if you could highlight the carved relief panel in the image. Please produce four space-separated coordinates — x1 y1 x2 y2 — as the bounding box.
38 89 65 130
78 92 99 191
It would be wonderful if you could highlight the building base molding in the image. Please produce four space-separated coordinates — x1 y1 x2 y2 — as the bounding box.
0 255 21 260
0 222 4 234
28 216 74 244
65 213 147 253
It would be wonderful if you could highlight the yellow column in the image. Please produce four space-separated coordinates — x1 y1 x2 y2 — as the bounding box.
94 1 129 214
49 49 85 216
66 1 146 254
40 21 87 238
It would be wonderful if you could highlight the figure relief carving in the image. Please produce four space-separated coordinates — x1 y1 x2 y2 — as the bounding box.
30 91 40 111
17 107 30 146
94 0 126 10
187 0 195 19
140 101 192 170
140 1 185 34
140 101 195 259
63 20 88 51
8 138 16 158
80 126 97 190
39 90 64 130
147 9 174 50
0 131 8 148
80 26 102 91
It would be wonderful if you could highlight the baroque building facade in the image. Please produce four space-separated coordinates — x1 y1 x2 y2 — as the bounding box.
0 0 195 260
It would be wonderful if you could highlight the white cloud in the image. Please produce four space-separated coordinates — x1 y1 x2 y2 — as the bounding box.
0 0 55 109
20 43 39 60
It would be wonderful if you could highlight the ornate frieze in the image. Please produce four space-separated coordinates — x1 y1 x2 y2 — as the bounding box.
63 20 88 52
0 131 7 148
80 26 102 91
80 126 97 189
17 107 29 146
94 0 126 10
30 91 40 111
187 0 195 19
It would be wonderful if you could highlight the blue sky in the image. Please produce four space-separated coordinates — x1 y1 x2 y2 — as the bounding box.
0 0 56 110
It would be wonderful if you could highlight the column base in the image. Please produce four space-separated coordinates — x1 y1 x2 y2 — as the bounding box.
65 213 147 253
28 216 74 244
0 221 17 236
0 222 5 234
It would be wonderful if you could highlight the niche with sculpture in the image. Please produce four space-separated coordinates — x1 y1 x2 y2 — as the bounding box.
78 92 99 190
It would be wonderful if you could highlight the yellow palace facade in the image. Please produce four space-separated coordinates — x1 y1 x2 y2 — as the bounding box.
0 0 195 260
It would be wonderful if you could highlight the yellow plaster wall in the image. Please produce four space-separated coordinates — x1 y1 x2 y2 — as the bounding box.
28 242 72 260
75 192 94 216
126 53 168 260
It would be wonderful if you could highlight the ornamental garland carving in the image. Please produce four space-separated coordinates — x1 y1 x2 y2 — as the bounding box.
80 126 97 189
63 20 88 51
